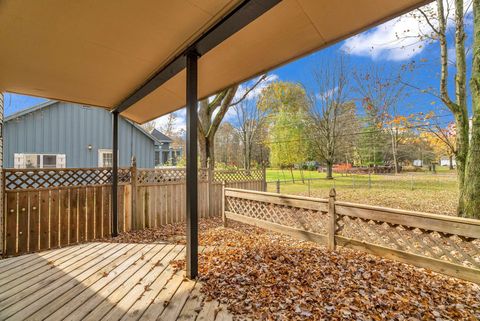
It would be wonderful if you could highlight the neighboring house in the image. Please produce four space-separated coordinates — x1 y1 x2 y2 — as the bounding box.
413 159 423 167
5 101 167 168
440 156 456 167
150 129 182 166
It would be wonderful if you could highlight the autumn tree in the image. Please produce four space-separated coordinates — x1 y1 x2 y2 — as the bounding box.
259 82 310 180
198 76 266 170
269 108 308 180
417 111 457 169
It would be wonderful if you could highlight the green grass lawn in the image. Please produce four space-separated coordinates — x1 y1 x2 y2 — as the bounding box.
265 168 458 215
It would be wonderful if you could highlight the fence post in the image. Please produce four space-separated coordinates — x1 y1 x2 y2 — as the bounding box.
222 181 227 227
207 163 213 218
328 188 336 251
130 157 137 230
276 179 280 194
262 166 267 192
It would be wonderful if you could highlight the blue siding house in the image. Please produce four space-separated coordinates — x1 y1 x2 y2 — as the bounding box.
5 101 165 168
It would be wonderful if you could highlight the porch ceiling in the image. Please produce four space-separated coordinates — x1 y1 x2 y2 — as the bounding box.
0 0 431 124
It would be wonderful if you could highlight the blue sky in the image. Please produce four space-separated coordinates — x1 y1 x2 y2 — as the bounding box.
4 1 474 131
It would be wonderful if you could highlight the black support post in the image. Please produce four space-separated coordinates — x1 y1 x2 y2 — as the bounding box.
111 110 119 237
185 51 198 279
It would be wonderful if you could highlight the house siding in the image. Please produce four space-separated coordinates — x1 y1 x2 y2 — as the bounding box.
5 102 155 168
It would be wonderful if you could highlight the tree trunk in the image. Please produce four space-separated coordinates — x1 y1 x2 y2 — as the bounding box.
437 0 470 215
462 0 480 219
326 161 333 179
391 132 399 174
290 167 295 183
455 111 470 214
199 132 208 168
449 154 454 170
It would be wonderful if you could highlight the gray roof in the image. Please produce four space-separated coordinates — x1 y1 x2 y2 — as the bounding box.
5 100 162 144
150 128 172 142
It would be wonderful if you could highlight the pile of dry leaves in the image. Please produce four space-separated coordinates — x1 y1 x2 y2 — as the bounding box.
106 218 480 320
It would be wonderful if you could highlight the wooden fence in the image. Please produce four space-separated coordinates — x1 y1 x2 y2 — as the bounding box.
223 188 480 284
132 167 265 229
2 166 265 256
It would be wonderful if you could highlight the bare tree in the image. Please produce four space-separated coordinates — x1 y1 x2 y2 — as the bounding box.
214 122 242 167
354 65 407 174
159 112 177 137
308 58 353 179
233 99 268 170
141 120 156 133
198 75 266 170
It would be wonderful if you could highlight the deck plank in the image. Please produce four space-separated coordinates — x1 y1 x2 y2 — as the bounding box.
0 242 87 273
177 282 204 321
101 245 182 321
0 243 110 302
0 242 231 321
0 243 131 320
197 300 219 321
26 244 149 321
81 244 173 321
0 242 102 289
58 244 159 321
120 245 185 321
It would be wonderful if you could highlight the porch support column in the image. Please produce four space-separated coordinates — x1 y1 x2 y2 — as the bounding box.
111 110 119 237
186 50 199 279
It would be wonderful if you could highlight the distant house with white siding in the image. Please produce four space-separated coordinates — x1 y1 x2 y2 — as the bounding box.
5 101 179 168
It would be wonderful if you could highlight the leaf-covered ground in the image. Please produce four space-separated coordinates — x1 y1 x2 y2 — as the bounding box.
106 218 480 320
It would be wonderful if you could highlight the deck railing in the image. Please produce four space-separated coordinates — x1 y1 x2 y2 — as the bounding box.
223 187 480 284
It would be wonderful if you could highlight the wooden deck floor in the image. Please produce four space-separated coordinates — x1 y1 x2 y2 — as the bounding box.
0 242 233 321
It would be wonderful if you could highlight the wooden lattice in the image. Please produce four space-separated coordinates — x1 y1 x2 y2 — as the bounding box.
226 196 328 235
214 169 263 183
136 168 187 184
5 167 131 190
336 214 480 269
136 168 263 185
224 189 480 282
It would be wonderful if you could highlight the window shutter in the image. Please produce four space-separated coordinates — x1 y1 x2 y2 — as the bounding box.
56 154 66 168
14 153 26 168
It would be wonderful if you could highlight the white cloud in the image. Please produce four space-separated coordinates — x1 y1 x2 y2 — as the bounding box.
341 1 472 61
341 14 433 61
316 86 338 101
233 74 279 102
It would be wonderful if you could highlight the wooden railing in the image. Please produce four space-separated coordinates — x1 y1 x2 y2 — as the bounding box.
2 166 266 256
223 188 480 284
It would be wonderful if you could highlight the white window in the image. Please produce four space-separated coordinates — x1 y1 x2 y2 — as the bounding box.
98 149 113 167
14 153 67 169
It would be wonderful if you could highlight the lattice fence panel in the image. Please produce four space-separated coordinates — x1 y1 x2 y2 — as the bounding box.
136 168 263 185
136 168 187 184
336 214 480 269
5 168 131 190
214 169 263 183
226 196 328 235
